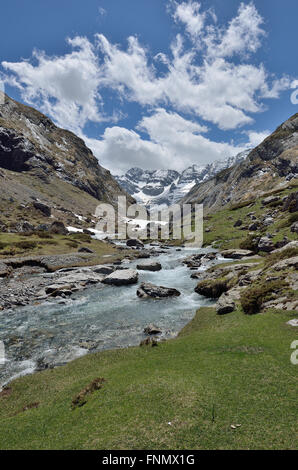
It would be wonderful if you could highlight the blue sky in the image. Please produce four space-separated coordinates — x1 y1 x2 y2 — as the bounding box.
0 1 297 173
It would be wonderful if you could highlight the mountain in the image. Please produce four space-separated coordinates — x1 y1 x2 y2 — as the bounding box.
0 93 133 229
115 150 250 208
181 113 298 212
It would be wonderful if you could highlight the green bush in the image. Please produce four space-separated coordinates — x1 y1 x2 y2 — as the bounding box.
71 233 92 243
240 280 287 315
14 241 37 250
239 235 260 253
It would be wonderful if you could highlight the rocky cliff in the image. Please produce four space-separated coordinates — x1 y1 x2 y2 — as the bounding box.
0 93 133 228
181 114 298 212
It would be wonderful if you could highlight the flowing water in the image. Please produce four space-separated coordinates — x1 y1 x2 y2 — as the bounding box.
0 246 218 388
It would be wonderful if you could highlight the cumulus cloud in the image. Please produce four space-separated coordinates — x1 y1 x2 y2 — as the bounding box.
245 129 271 148
0 1 294 171
85 108 247 174
2 37 104 133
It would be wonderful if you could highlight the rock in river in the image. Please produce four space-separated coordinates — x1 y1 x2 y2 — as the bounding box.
137 282 181 299
136 260 162 272
103 269 138 286
144 324 162 335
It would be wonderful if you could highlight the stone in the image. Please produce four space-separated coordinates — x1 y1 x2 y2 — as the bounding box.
33 201 51 217
273 240 298 253
78 246 94 254
263 217 274 226
287 319 298 327
49 221 68 235
216 293 236 315
282 192 298 213
144 324 162 335
257 236 274 252
291 222 298 234
262 195 280 206
137 282 181 299
248 222 260 231
93 265 114 275
233 219 242 227
220 249 254 259
136 260 162 272
126 238 144 248
15 221 35 233
103 269 138 286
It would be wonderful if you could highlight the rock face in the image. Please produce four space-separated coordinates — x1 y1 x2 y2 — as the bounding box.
180 113 298 212
136 261 162 271
0 93 134 221
103 269 138 286
137 282 181 299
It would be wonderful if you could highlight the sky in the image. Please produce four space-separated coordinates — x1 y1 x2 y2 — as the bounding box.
0 0 297 174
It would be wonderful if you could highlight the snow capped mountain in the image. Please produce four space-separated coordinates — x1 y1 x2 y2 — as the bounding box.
115 150 251 208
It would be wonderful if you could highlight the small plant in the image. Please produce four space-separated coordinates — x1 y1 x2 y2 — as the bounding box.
240 280 288 315
239 235 260 253
71 377 105 409
14 241 37 250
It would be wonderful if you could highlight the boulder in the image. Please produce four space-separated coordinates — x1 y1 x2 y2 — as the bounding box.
248 222 260 231
291 222 298 234
126 238 144 248
93 265 115 275
78 246 94 254
273 240 298 253
103 269 138 286
33 201 51 217
216 293 236 315
136 260 162 272
258 236 274 252
220 249 254 259
282 192 298 213
233 219 242 227
262 195 280 206
15 221 35 233
36 223 50 232
195 279 229 298
137 282 181 299
144 324 162 335
263 217 274 226
0 221 7 232
49 221 68 235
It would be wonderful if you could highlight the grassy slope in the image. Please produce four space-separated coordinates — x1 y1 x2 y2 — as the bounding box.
0 307 297 450
0 233 132 267
203 183 298 249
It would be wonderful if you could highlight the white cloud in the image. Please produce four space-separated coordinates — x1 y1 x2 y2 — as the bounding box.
0 1 294 172
85 108 246 173
245 129 271 148
2 37 105 133
173 1 206 41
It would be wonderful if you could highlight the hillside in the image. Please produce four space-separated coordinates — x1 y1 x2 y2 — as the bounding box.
181 114 298 212
0 93 133 230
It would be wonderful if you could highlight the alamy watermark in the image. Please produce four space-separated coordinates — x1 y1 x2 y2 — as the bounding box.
95 197 203 247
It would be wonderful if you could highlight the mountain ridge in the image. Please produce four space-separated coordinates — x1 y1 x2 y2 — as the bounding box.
115 150 251 208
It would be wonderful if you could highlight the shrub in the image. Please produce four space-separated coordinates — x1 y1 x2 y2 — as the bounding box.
35 231 53 239
239 235 260 253
14 241 37 250
240 280 287 315
71 233 92 243
264 247 298 268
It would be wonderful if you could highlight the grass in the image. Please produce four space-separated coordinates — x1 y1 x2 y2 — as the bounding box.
0 232 134 267
0 307 297 450
202 185 298 249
